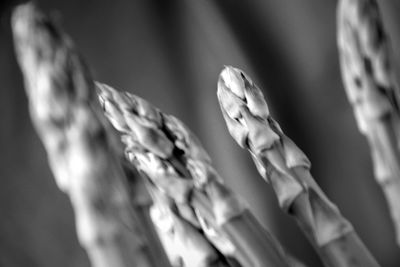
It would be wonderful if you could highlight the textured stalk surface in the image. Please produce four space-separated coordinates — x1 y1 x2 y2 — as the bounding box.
337 0 400 246
12 3 169 267
217 66 380 267
98 83 306 267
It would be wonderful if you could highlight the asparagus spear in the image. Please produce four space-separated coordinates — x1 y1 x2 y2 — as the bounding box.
98 83 307 267
337 0 400 246
147 182 235 267
12 3 170 267
98 83 239 267
217 66 381 267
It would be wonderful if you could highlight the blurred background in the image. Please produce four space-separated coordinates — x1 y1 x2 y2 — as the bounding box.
1 0 400 266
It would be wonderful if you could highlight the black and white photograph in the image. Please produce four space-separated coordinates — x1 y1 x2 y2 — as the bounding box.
1 1 400 266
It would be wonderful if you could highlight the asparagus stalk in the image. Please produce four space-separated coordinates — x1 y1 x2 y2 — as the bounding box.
147 182 235 267
97 83 242 267
11 4 170 267
123 164 173 267
217 66 381 267
337 0 400 246
98 83 307 267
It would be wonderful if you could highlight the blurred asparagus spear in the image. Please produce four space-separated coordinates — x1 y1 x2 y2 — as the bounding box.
148 182 236 267
337 0 400 246
98 83 306 267
123 164 172 267
217 66 380 267
12 3 170 267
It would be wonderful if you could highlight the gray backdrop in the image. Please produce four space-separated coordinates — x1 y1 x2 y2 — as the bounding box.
1 0 400 266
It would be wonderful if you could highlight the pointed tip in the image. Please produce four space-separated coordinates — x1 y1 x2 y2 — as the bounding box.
220 65 245 77
12 1 68 70
12 2 55 38
12 2 38 19
96 82 114 104
95 81 105 93
219 65 233 79
221 64 240 71
96 82 112 93
218 65 247 99
220 65 240 83
222 65 233 71
12 2 40 38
